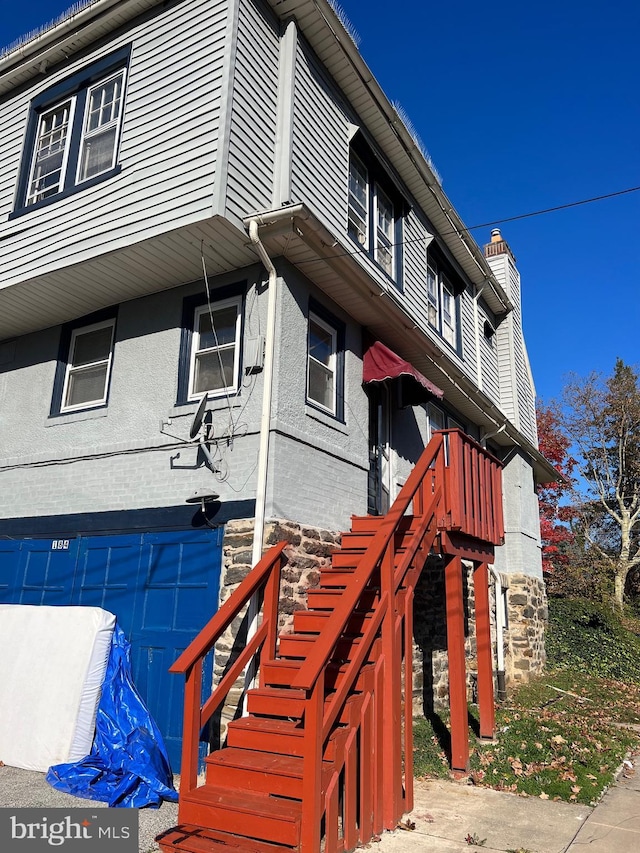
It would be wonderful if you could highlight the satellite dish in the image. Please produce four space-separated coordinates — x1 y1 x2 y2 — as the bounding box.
189 394 208 440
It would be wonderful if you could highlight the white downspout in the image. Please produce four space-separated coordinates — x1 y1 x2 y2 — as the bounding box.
239 219 278 705
488 563 507 700
473 282 486 392
248 218 277 569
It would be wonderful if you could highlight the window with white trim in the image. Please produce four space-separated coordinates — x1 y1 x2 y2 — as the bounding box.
426 260 458 348
307 312 337 415
13 48 129 216
61 319 115 412
188 298 242 400
347 137 404 285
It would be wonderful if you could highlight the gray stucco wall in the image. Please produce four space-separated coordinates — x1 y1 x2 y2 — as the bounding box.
493 448 543 579
0 259 374 533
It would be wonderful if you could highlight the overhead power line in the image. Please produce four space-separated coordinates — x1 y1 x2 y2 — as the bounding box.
467 185 640 231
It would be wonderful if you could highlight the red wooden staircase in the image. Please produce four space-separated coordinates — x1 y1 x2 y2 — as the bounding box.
157 430 504 853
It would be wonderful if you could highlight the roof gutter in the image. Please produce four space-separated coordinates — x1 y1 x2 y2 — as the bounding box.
245 204 557 484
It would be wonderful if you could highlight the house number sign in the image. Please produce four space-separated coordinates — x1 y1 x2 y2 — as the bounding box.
51 539 70 550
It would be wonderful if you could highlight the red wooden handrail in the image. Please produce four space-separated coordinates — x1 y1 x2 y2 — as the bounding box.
292 434 445 691
440 429 504 545
172 540 287 792
170 541 287 675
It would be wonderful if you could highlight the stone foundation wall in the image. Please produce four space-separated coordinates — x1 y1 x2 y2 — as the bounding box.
412 560 547 713
503 574 547 684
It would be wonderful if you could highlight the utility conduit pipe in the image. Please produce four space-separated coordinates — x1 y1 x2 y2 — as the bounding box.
488 563 507 701
241 219 278 703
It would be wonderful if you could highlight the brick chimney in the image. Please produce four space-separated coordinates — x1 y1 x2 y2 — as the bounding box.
484 228 516 262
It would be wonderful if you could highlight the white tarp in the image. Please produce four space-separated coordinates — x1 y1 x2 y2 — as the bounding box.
0 604 115 772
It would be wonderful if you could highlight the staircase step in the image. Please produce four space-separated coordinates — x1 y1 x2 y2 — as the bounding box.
318 569 358 587
205 747 332 799
330 551 362 569
226 717 305 756
305 587 380 610
157 824 295 853
262 659 370 692
260 659 301 686
178 785 301 847
278 632 361 661
226 716 343 761
350 514 414 535
293 609 374 635
246 686 307 718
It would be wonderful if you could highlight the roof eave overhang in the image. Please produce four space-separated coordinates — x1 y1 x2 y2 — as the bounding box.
265 0 512 316
244 203 555 483
0 0 163 96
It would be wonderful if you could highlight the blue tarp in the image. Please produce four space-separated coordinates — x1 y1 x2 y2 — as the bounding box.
46 623 179 808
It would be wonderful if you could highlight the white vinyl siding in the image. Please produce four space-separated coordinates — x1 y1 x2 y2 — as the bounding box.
291 39 350 240
225 0 279 219
189 298 242 400
0 0 226 287
61 319 115 412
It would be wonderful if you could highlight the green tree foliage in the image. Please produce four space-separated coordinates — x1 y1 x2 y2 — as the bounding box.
561 359 640 609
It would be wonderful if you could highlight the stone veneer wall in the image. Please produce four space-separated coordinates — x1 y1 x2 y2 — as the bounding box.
412 559 547 714
212 518 547 738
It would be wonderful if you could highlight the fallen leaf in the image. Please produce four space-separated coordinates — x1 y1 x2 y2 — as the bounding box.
539 792 549 799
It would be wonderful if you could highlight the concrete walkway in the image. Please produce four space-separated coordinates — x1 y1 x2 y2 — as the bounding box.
0 757 637 853
373 756 639 853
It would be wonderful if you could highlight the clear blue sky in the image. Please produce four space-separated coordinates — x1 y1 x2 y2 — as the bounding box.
2 1 639 402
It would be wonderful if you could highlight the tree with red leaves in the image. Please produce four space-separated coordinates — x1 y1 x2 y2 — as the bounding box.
536 402 576 575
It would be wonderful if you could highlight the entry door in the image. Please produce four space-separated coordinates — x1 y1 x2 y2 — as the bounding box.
368 385 393 515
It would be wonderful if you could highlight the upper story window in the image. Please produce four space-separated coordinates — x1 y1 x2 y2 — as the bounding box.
306 301 345 421
176 284 246 406
12 47 130 217
347 135 405 286
50 309 117 417
426 257 460 350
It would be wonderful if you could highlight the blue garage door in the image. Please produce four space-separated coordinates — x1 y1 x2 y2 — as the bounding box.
0 528 223 771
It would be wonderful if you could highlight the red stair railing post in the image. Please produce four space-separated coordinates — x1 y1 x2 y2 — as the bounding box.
474 561 496 739
445 554 469 773
261 553 283 671
300 671 325 853
402 587 414 814
380 539 401 829
446 431 464 531
180 658 203 796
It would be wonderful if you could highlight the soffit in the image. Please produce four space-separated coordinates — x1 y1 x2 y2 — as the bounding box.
0 0 164 96
0 217 257 340
246 202 555 483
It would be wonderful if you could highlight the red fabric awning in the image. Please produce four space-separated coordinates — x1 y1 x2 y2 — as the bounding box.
363 341 443 400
